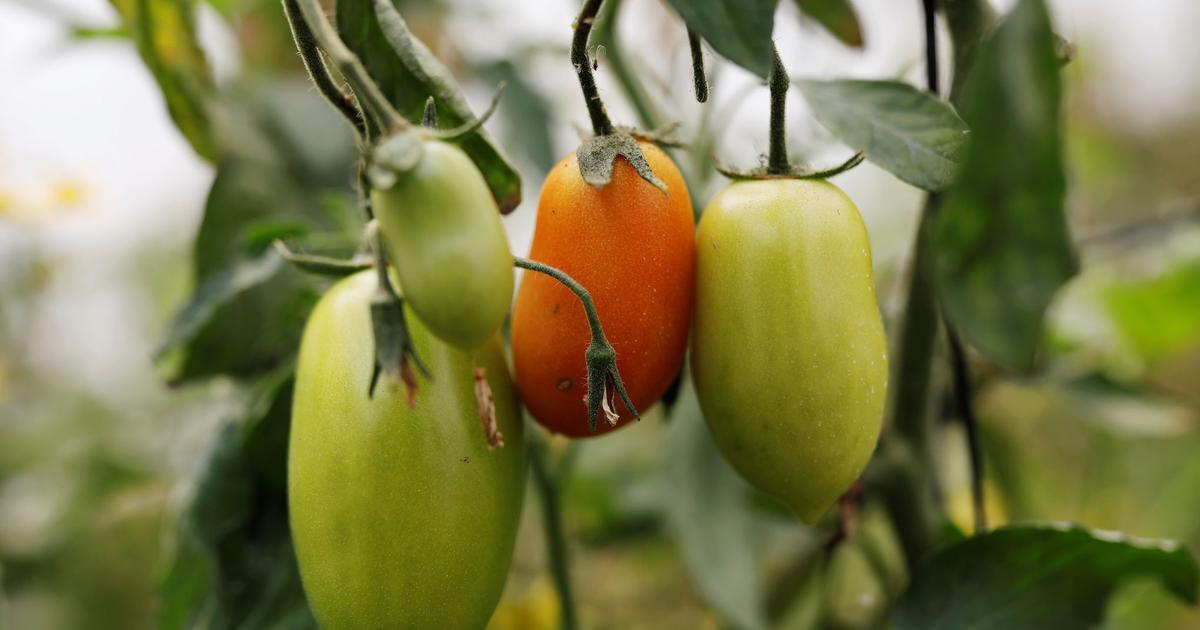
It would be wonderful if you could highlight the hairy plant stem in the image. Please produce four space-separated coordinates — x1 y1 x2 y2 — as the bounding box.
282 0 367 139
529 434 581 630
292 0 406 131
687 28 708 103
591 0 660 129
883 0 996 565
766 46 789 175
571 0 614 136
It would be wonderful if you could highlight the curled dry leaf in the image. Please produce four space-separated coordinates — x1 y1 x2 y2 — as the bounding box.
474 367 504 449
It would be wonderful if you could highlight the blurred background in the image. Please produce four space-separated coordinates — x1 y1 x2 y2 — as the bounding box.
1 0 1198 628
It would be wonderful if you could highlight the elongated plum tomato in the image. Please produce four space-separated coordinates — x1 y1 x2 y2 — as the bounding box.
288 271 525 628
690 179 887 523
372 140 513 350
511 143 695 437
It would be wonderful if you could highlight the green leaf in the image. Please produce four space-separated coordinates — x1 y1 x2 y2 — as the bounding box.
932 0 1077 372
477 60 557 173
1104 259 1200 362
798 79 969 191
336 0 522 213
109 0 216 160
794 0 863 48
161 370 317 630
664 0 778 79
663 383 769 630
894 524 1199 630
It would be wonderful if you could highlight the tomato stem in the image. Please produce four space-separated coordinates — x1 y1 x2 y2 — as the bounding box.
422 96 438 128
292 0 407 132
767 45 789 176
515 257 639 432
282 0 368 139
688 28 709 103
571 0 615 136
529 435 581 630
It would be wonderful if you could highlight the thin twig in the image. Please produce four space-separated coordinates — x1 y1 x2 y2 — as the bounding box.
571 0 614 136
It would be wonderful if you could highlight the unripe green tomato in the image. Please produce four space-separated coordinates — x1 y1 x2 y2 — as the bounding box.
372 140 514 350
822 543 889 630
690 179 887 523
289 270 526 629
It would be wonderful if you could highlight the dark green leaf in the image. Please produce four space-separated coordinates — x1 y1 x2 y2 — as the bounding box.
109 0 216 160
894 524 1199 630
794 0 863 48
663 383 769 630
336 0 522 212
932 0 1077 371
798 79 968 191
161 370 317 630
664 0 778 78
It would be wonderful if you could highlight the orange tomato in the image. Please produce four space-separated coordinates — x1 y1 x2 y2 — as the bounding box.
511 143 695 437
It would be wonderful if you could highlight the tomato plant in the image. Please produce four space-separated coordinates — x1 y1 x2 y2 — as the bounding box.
372 139 513 351
289 271 525 628
691 178 887 522
511 142 694 437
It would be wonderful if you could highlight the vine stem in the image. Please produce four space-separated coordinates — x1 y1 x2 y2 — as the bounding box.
766 46 789 175
529 434 581 630
571 0 614 136
292 0 407 131
282 0 367 139
687 27 708 103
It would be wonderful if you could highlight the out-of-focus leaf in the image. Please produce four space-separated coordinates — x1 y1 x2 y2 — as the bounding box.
160 370 316 630
894 524 1199 630
161 83 358 383
109 0 215 160
1104 259 1200 362
664 0 778 79
663 383 769 630
932 0 1076 372
477 60 556 173
798 79 968 191
793 0 862 47
336 0 522 213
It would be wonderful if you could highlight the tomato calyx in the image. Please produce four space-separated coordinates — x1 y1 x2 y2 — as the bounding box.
272 240 372 278
515 257 639 433
576 132 667 193
713 151 866 182
366 224 429 405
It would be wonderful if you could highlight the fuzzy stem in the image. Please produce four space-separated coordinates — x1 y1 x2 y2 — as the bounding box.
687 27 709 103
515 258 606 347
767 46 789 175
571 0 614 136
529 435 581 630
282 0 367 139
292 0 406 131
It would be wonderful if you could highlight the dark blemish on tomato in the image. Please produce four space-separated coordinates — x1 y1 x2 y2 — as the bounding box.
556 378 572 391
552 303 560 315
461 456 471 464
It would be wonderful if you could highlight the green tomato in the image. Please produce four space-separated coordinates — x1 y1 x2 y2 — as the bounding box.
822 542 889 630
289 270 525 629
690 179 887 523
372 140 514 350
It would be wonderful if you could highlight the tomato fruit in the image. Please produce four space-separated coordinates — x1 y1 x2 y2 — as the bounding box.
690 179 887 522
289 270 525 628
511 143 695 437
372 140 513 350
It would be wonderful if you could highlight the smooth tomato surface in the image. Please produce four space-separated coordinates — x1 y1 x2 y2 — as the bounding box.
690 179 887 523
289 271 525 629
511 143 695 437
372 140 513 351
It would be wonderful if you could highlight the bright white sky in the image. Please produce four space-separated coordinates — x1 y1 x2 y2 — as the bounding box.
0 0 1197 400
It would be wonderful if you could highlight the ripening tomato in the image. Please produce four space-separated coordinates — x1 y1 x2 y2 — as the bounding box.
289 271 525 629
511 143 695 437
372 140 513 350
690 179 887 523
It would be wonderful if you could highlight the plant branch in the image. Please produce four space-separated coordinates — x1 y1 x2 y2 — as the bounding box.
529 433 580 630
923 0 940 96
767 46 789 175
282 0 367 139
947 327 985 532
687 27 708 103
292 0 406 131
571 0 614 136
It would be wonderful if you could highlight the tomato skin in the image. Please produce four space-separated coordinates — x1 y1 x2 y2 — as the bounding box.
288 271 525 629
372 140 514 351
690 179 887 523
511 143 695 437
